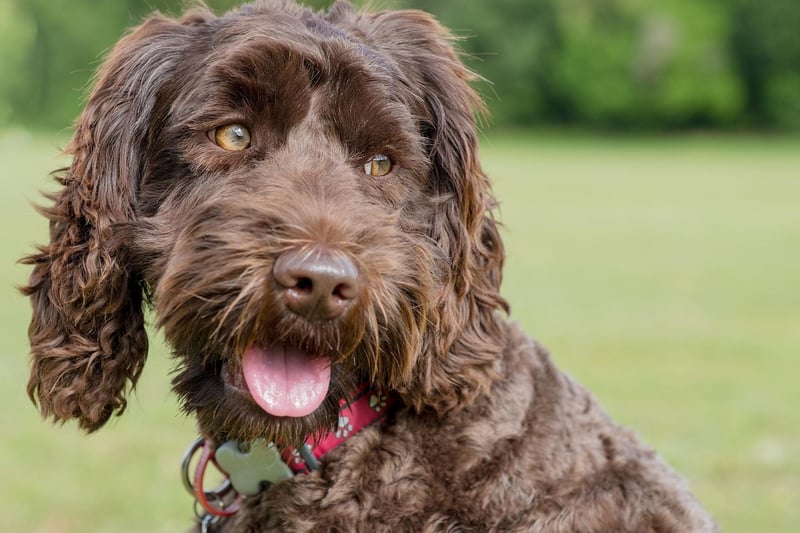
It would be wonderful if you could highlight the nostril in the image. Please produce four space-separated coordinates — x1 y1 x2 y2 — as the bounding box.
295 277 314 293
332 282 356 301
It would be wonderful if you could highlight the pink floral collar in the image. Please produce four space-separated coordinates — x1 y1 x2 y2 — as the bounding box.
283 384 394 473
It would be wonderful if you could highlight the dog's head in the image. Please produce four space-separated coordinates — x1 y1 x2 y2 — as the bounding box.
23 0 507 443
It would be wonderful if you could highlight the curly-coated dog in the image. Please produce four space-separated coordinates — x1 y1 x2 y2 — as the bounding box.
23 1 718 531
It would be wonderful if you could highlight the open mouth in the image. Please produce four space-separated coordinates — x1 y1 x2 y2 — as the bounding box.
238 342 331 418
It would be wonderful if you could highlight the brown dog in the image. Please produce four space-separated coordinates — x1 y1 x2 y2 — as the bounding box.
23 1 718 531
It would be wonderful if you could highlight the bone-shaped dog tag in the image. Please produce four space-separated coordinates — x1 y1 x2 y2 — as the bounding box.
215 440 293 496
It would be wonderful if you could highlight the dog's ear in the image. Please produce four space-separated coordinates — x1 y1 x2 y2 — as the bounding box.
21 14 205 432
360 10 509 411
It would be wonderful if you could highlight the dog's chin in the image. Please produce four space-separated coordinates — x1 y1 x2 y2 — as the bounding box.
175 351 344 446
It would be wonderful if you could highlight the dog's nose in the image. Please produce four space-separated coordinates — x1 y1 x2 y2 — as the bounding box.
273 248 359 321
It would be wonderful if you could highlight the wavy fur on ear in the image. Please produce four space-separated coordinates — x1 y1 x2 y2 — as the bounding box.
355 9 509 411
20 14 205 432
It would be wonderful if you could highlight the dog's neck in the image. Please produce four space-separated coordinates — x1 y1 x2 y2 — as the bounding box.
281 384 395 473
184 384 396 519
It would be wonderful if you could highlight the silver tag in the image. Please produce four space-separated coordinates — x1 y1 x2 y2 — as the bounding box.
215 440 293 496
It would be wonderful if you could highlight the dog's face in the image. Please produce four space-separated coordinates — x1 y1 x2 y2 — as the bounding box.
24 0 506 444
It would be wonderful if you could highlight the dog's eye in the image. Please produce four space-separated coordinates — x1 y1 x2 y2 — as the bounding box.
364 154 393 177
209 124 251 151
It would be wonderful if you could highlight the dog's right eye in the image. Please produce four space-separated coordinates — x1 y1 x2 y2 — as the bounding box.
364 154 393 177
208 124 251 151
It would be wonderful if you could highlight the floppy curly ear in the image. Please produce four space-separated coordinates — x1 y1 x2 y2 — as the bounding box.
360 9 509 411
21 14 203 432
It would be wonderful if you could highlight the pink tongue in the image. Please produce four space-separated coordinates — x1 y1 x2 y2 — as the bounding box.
241 343 331 417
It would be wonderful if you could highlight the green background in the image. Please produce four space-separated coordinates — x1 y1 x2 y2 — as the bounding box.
1 0 799 131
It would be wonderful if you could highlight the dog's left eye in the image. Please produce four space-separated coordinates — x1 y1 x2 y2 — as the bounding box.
364 154 393 177
208 124 251 151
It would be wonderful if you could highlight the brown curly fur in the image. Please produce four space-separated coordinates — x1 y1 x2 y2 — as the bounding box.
22 1 718 531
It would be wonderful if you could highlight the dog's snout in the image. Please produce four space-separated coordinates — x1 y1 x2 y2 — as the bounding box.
273 248 359 321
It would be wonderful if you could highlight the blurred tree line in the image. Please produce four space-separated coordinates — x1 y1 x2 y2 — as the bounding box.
0 0 798 131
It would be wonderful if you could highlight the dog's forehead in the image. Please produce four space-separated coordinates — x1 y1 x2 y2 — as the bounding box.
165 8 414 147
202 9 398 85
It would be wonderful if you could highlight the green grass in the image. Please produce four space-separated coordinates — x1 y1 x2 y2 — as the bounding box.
2 130 798 531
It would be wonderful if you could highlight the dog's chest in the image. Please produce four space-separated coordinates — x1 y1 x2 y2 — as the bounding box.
227 387 554 531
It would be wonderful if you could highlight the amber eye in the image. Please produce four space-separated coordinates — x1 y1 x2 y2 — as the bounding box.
208 124 251 151
364 154 393 177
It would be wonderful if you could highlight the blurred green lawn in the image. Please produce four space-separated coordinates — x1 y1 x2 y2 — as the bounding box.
1 130 798 531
